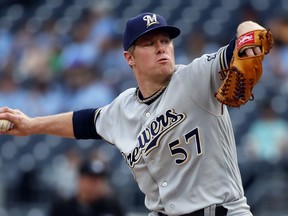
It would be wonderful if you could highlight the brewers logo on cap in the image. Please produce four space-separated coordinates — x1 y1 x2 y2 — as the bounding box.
143 14 159 28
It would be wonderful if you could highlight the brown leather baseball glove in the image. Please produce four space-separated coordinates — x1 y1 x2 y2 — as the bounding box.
215 29 274 108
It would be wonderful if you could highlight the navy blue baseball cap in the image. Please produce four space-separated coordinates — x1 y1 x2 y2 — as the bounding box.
79 160 108 177
123 12 181 51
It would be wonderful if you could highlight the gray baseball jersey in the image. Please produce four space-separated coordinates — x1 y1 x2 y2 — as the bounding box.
94 45 252 216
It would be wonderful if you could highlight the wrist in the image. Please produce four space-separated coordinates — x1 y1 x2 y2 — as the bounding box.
237 21 265 37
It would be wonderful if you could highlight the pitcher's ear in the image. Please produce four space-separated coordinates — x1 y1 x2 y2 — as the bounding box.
124 51 135 66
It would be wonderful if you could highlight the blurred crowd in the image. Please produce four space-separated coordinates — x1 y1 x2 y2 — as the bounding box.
0 3 134 116
1 0 288 215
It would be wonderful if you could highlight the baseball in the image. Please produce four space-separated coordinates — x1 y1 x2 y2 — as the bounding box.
0 119 13 132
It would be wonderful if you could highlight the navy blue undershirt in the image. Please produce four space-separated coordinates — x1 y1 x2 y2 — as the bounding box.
226 37 236 64
73 109 101 139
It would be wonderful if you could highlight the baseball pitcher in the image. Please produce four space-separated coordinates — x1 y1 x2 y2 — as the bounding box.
0 12 273 216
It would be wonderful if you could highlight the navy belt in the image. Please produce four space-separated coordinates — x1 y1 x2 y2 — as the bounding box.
158 205 228 216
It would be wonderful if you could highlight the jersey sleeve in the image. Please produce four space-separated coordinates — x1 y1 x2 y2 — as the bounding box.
176 40 235 115
93 88 137 145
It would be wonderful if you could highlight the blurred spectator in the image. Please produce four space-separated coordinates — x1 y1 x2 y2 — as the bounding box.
21 78 64 116
10 22 35 63
239 3 261 23
48 148 81 200
62 63 116 110
268 15 288 45
80 4 134 92
0 71 64 116
59 20 98 69
238 100 288 214
49 159 125 216
241 100 288 163
16 39 51 81
97 34 136 92
263 16 288 95
0 69 27 110
0 29 12 69
15 169 39 203
176 30 220 64
86 2 117 51
34 18 65 78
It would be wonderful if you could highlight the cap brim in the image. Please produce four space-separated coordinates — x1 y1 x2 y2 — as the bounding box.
131 26 180 47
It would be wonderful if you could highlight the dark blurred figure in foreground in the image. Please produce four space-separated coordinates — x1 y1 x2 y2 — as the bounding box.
49 159 125 216
239 100 288 215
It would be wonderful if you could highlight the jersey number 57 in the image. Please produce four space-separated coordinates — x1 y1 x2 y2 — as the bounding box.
168 127 202 165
